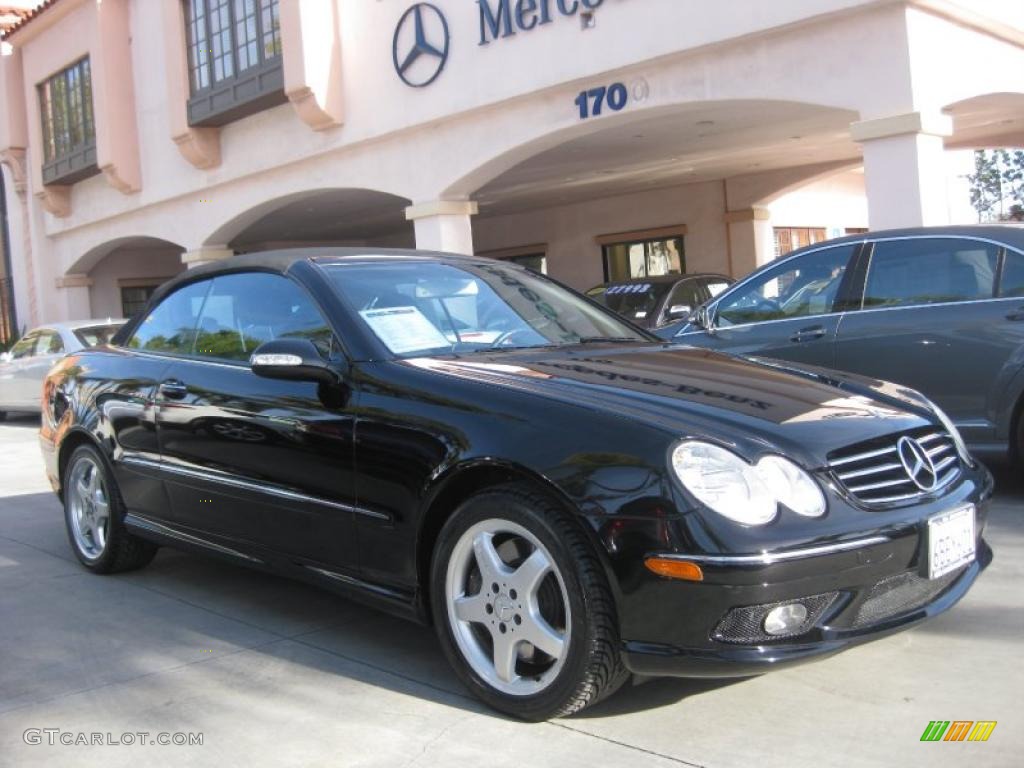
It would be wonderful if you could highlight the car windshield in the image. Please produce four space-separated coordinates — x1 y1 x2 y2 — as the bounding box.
587 282 672 322
73 323 124 347
326 261 650 357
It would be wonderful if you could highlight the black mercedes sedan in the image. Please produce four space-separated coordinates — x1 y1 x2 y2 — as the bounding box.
586 273 733 331
40 249 992 720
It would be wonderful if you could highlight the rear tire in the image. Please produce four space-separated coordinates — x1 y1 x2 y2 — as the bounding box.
63 444 158 573
430 483 628 720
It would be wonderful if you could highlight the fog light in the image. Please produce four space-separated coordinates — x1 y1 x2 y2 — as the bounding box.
763 603 808 636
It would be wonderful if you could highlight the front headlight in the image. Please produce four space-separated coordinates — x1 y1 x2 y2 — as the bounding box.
671 441 826 525
922 397 974 467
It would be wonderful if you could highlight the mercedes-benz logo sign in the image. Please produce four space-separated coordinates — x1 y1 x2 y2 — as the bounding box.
393 3 450 88
897 436 938 491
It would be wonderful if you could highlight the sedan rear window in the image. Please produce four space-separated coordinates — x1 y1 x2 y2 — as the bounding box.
74 324 124 347
589 283 670 321
863 239 999 308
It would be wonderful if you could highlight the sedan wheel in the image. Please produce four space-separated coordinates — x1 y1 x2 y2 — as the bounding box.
431 484 628 720
68 454 110 560
63 444 158 573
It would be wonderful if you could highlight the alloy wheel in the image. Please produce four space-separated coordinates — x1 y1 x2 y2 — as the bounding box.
445 518 571 696
68 456 110 560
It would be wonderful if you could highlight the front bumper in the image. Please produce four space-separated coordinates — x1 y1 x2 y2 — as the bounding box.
622 541 991 677
608 468 994 679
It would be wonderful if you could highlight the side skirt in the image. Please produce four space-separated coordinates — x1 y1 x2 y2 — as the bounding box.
123 513 425 623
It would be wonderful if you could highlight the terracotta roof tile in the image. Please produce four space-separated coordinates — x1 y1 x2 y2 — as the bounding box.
1 1 56 41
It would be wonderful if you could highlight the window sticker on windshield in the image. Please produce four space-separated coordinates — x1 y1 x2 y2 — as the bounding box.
360 306 450 354
634 311 647 318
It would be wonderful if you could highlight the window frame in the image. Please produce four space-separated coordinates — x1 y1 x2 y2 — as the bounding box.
9 332 40 360
120 284 163 320
995 244 1024 298
600 235 686 283
708 242 863 330
124 278 213 359
37 330 65 356
852 236 1009 313
37 57 98 186
122 270 345 368
183 0 286 127
191 271 341 365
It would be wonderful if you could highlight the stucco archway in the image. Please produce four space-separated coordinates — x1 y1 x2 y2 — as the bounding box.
202 188 415 252
440 99 863 208
67 236 186 319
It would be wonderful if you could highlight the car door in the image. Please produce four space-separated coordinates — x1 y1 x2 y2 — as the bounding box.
13 329 65 406
678 243 861 368
115 279 213 523
0 333 39 408
155 271 359 570
833 236 1021 443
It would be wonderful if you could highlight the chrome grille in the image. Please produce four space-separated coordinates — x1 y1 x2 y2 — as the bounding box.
827 429 961 505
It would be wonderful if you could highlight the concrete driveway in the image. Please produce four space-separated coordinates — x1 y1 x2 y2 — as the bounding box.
0 414 1020 767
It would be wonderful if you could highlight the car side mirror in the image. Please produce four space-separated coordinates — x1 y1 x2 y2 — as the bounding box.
667 303 692 319
250 339 340 385
689 305 716 336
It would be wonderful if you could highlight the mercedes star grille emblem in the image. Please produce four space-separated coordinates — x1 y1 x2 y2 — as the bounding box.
897 436 938 491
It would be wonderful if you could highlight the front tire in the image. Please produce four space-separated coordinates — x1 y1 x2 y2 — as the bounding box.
430 484 627 720
63 444 158 573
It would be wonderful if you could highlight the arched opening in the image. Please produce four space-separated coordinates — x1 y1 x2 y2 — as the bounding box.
69 237 186 320
204 188 414 253
447 99 862 287
945 93 1024 150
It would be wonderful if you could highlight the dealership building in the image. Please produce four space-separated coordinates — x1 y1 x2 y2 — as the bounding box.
0 0 1022 332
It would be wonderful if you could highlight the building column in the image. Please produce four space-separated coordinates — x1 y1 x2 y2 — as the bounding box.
181 246 234 269
405 200 478 255
850 111 954 230
55 274 92 319
724 207 774 278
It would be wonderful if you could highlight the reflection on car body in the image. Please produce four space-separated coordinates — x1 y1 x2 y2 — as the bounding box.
40 248 992 720
665 225 1024 466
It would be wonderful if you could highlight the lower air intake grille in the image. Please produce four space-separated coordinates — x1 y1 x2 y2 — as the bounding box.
713 592 838 644
851 569 963 629
827 427 961 506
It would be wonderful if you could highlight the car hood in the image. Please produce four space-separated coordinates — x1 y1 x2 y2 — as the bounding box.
405 343 932 468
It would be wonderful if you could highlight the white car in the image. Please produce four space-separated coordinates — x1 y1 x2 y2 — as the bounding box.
0 320 125 420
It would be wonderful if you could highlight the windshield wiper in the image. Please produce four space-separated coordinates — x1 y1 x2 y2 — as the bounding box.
570 336 646 344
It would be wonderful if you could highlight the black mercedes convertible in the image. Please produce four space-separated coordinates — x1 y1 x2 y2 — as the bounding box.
39 249 992 720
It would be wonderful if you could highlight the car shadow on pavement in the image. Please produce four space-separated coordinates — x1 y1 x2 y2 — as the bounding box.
576 675 744 718
4 453 1017 723
1 489 747 721
0 413 42 428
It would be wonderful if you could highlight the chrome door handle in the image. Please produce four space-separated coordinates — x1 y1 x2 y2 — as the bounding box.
1006 307 1024 321
159 380 188 400
790 326 826 343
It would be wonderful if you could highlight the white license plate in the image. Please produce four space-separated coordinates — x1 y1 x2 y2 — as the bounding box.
927 505 976 580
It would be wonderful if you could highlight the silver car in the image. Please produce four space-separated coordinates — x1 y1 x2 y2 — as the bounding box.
0 320 125 420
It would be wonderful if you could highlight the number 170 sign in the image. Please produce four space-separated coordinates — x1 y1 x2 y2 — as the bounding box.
574 82 628 120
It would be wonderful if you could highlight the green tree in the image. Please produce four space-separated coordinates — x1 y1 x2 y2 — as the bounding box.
968 150 1003 221
968 149 1024 222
